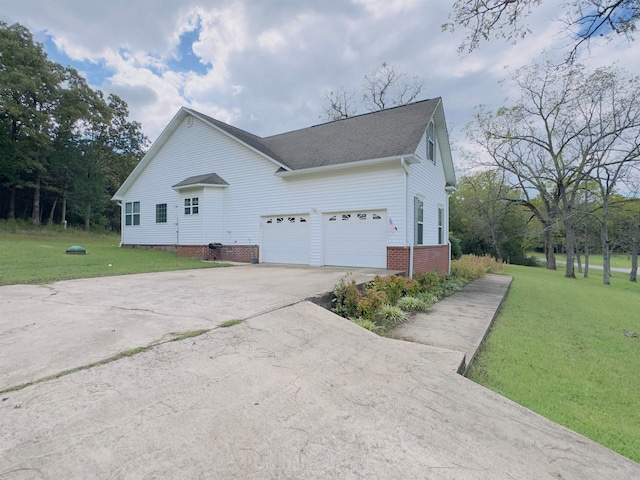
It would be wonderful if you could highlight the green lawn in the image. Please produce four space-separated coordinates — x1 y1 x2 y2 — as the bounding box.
0 225 227 285
529 251 633 270
467 265 640 462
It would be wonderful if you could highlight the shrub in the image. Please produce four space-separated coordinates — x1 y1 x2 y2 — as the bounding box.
356 288 389 319
332 277 360 318
413 271 447 292
371 275 418 305
417 291 439 306
353 318 381 332
509 254 541 267
397 296 429 312
449 234 463 260
374 304 407 329
451 254 503 281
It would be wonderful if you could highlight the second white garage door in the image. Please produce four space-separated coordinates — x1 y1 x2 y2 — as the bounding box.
261 215 310 264
323 210 387 268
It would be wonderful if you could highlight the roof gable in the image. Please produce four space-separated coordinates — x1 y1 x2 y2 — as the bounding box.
172 173 229 189
112 98 456 201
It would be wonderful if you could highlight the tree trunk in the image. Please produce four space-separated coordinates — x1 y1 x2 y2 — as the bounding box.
544 226 556 270
84 204 91 231
584 241 589 278
48 197 58 224
630 217 639 282
564 218 576 278
601 221 611 285
576 247 582 274
8 185 16 220
32 175 41 226
61 193 67 226
630 240 638 282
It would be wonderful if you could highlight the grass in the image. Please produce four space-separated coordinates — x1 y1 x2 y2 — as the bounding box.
467 264 640 462
0 223 228 285
528 251 633 269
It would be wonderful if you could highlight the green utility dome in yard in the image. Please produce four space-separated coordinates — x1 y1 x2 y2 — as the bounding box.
66 246 87 255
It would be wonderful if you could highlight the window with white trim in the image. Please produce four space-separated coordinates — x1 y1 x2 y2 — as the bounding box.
156 203 167 223
438 207 444 245
414 197 424 245
184 197 199 215
426 121 435 163
125 201 140 226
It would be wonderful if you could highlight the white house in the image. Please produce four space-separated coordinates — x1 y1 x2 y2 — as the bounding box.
112 98 457 274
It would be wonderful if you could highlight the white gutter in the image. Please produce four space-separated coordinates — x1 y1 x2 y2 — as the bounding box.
401 158 413 279
276 154 417 177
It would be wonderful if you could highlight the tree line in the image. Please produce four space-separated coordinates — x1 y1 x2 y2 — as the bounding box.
441 1 640 284
0 22 147 231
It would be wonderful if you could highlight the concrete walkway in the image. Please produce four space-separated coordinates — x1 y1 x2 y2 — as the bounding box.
1 268 639 479
394 273 512 373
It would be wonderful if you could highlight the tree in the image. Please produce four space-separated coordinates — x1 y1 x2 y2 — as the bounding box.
321 63 425 121
322 87 356 121
444 0 640 59
362 63 425 112
0 22 62 224
0 23 147 231
450 171 528 261
467 59 640 278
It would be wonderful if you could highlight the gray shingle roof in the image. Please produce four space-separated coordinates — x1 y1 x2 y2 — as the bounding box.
188 98 441 171
264 99 440 170
172 173 229 188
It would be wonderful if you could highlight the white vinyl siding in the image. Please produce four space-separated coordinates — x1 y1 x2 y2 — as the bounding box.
406 120 449 247
118 115 410 265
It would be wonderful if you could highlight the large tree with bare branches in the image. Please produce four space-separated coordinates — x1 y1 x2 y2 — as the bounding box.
467 59 640 281
444 0 640 59
321 63 425 121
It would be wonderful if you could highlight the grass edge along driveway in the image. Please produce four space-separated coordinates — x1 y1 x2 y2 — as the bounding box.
467 264 640 463
0 228 228 285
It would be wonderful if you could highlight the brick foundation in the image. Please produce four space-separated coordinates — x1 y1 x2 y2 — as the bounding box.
122 244 177 253
177 244 259 263
386 245 450 274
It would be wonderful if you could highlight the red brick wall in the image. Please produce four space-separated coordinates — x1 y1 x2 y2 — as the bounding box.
386 245 450 274
177 244 258 263
413 245 450 274
387 246 410 271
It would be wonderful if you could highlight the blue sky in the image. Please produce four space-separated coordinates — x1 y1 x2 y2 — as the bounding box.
3 0 639 162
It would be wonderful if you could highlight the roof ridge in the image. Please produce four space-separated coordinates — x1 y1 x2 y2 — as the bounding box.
264 97 440 140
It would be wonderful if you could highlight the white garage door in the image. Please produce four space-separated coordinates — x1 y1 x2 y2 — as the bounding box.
323 210 387 268
261 215 310 264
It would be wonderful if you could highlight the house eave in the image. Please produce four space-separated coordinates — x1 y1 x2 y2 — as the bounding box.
172 183 229 191
275 155 416 177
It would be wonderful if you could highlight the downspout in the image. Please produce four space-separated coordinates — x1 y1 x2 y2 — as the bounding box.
401 158 413 278
116 202 123 247
445 186 457 274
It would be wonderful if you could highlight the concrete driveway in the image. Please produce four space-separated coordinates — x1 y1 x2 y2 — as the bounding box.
0 264 391 391
1 265 638 479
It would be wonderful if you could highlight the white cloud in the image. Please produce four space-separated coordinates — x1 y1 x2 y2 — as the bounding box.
2 0 640 149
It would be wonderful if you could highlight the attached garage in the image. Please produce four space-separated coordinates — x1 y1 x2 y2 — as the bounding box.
323 210 387 268
261 215 310 264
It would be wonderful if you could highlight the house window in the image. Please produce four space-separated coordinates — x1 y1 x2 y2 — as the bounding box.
414 197 424 245
427 121 435 163
125 201 140 226
184 197 199 215
438 207 444 245
156 203 167 223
